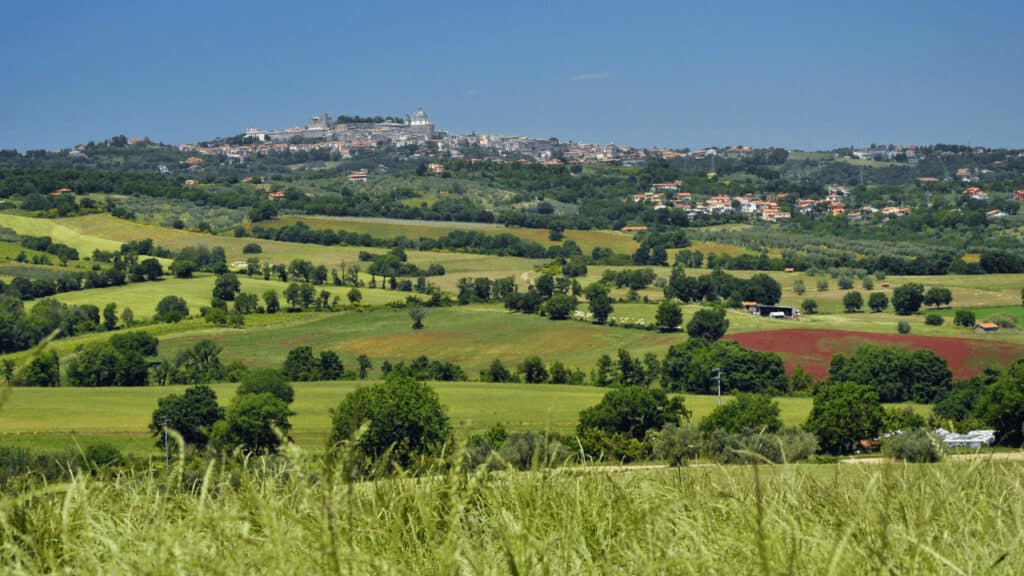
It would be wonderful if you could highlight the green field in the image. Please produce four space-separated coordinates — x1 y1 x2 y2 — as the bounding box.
0 379 823 456
269 215 642 254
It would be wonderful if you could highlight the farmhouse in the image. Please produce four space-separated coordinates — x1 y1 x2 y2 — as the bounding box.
934 428 995 449
1015 189 1024 202
347 169 369 183
268 191 285 201
749 304 800 319
974 322 999 333
962 187 988 201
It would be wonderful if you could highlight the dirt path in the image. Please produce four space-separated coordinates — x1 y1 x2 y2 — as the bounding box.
842 451 1024 464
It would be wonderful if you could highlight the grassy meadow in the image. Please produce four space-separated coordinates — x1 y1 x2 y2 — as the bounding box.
1 448 1022 574
0 378 847 457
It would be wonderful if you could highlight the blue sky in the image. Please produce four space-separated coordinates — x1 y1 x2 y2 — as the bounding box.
2 0 1022 151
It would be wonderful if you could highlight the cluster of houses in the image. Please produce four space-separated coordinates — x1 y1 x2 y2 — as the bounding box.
631 180 795 221
631 182 912 222
631 177 1024 222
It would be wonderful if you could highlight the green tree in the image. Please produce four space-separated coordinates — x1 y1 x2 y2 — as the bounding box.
976 360 1024 446
14 350 60 387
804 382 884 455
892 283 925 315
842 290 863 313
577 387 688 444
211 393 292 454
347 287 362 305
655 300 683 332
283 346 318 381
102 303 118 331
263 290 280 314
66 342 148 387
954 309 976 327
584 283 613 324
213 273 241 301
319 351 344 380
520 356 549 383
686 308 729 341
174 340 225 384
699 393 783 434
237 369 294 403
233 292 259 314
170 258 196 279
155 296 189 323
150 385 224 449
743 274 782 305
408 305 426 330
481 358 515 382
868 292 888 312
793 279 806 295
544 294 577 320
923 287 952 309
801 298 818 314
357 354 372 379
329 375 451 467
592 354 613 387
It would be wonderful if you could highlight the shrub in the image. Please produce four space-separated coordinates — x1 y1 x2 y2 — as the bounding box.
651 423 702 466
897 320 911 334
954 310 976 327
242 243 262 254
480 359 516 383
237 369 294 403
703 427 817 464
497 431 573 470
925 314 944 326
699 393 783 435
83 442 123 468
883 430 943 463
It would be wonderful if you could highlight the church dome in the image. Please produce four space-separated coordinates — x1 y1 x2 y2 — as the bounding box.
411 107 430 124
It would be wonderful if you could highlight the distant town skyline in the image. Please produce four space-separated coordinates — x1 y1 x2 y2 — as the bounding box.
2 0 1023 151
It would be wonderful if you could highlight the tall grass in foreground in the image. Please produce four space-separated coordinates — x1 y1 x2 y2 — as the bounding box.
0 448 1022 574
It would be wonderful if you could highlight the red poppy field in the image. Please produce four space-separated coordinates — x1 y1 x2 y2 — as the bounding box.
727 329 1024 380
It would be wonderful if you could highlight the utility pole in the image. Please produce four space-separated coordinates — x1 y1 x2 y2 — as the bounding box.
162 417 170 469
715 368 723 406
